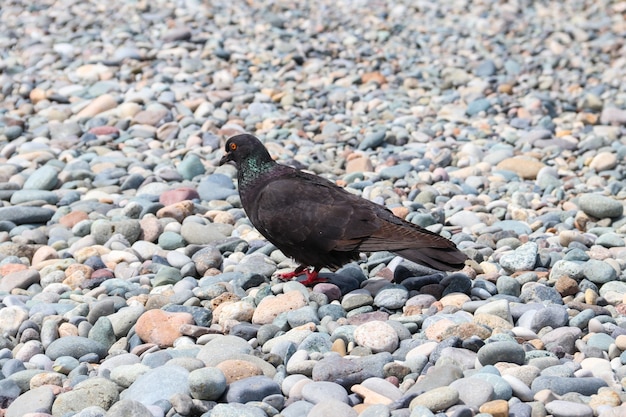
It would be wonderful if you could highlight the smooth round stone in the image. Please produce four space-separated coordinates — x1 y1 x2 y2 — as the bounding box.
51 377 119 416
358 130 386 150
318 304 346 321
106 399 153 417
152 265 183 286
106 305 145 338
530 305 569 332
496 275 521 297
287 306 321 328
499 242 538 272
543 362 579 378
373 284 409 309
225 375 281 403
448 211 483 228
163 305 212 327
599 281 626 298
87 316 115 351
53 356 81 375
301 381 349 404
28 353 53 371
549 259 585 280
477 341 525 366
449 377 494 407
177 154 205 180
357 403 392 417
595 233 625 248
188 367 227 401
531 376 607 396
359 377 403 402
519 283 563 305
120 365 190 405
466 98 492 116
158 231 186 250
10 190 59 205
540 327 582 355
587 333 615 352
471 373 513 401
0 207 55 225
342 291 374 311
311 352 392 387
299 332 332 354
492 220 532 235
45 336 107 361
210 403 269 417
379 163 413 180
281 400 315 417
180 222 232 245
3 358 26 376
97 353 140 376
23 165 59 190
578 194 624 219
473 299 512 322
570 309 596 329
545 400 593 417
197 174 237 201
501 374 534 402
232 254 276 277
110 364 150 388
308 399 358 417
5 385 55 417
410 386 459 412
583 260 617 285
354 321 399 353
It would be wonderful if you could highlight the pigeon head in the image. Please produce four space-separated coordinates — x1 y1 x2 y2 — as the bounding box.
219 134 273 167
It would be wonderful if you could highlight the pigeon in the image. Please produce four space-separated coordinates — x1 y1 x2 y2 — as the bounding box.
219 133 466 285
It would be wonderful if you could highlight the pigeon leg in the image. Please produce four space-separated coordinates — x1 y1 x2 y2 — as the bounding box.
298 267 328 286
277 266 328 286
276 264 308 280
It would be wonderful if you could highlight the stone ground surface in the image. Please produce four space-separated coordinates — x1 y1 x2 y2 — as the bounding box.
0 0 626 416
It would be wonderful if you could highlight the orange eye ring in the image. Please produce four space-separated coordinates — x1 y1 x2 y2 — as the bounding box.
229 143 237 151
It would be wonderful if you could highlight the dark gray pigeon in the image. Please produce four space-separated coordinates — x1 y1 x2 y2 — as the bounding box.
219 133 466 285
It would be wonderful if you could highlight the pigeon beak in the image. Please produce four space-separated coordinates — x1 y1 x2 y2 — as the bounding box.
219 152 233 166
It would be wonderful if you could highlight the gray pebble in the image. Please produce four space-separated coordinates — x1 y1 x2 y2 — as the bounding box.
302 380 349 404
477 341 526 366
45 336 107 361
188 367 227 400
449 377 494 407
308 399 358 417
531 376 607 396
105 400 153 417
210 403 269 417
51 377 119 416
23 165 59 190
578 194 624 219
225 375 281 403
545 400 593 417
499 242 538 272
582 260 617 285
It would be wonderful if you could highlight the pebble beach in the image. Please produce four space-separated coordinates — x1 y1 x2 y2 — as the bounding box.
1 0 626 416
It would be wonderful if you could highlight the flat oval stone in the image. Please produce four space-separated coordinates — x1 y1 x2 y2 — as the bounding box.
477 341 525 366
225 375 281 403
45 336 107 361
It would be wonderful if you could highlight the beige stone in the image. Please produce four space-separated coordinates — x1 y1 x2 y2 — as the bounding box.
252 291 307 325
496 156 545 180
135 309 194 348
216 359 264 384
76 94 118 118
479 399 508 417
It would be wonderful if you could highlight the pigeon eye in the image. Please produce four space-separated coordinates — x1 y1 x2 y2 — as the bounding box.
229 143 237 151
